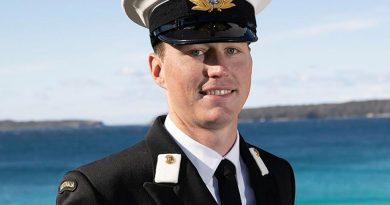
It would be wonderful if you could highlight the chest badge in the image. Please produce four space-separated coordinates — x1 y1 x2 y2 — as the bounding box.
190 0 236 12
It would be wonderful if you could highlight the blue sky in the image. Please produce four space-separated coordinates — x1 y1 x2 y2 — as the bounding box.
1 1 389 125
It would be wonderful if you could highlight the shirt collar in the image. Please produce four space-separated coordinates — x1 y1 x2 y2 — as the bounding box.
164 115 241 185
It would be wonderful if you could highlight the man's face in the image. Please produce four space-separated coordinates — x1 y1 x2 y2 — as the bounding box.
151 42 252 129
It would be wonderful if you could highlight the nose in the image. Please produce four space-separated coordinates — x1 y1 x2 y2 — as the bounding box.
204 52 229 78
206 65 228 78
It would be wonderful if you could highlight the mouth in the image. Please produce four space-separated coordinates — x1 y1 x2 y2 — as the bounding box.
200 89 235 96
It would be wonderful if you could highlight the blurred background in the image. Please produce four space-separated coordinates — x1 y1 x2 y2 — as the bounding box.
1 1 389 204
1 0 389 124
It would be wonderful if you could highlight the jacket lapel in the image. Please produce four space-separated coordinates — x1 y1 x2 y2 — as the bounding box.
240 136 280 204
172 158 218 205
143 116 217 205
143 182 182 205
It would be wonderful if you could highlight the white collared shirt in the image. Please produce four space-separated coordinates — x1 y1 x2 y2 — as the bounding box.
164 115 255 205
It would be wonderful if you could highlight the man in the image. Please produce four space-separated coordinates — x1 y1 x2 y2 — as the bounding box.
56 0 295 204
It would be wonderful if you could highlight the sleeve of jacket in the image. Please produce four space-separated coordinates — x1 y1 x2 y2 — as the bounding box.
289 161 295 204
277 159 295 205
56 170 105 205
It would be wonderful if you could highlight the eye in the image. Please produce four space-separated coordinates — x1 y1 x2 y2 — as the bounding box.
226 48 239 55
190 49 205 57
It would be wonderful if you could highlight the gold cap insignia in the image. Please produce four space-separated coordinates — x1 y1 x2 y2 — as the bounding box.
190 0 236 12
59 180 78 194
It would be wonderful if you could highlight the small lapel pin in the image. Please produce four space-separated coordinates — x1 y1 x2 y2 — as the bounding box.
165 154 176 164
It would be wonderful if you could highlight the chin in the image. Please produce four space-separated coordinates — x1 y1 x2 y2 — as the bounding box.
200 108 237 127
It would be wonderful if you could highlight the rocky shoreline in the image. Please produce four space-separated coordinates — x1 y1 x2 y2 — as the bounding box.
0 120 104 131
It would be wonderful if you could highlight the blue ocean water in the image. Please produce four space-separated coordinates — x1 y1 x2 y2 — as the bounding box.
0 118 389 205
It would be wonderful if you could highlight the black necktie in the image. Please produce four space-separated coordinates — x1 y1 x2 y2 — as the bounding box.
214 159 242 205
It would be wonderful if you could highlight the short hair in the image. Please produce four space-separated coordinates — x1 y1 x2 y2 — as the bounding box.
153 41 165 59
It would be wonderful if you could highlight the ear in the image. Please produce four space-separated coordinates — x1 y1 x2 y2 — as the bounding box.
148 53 166 89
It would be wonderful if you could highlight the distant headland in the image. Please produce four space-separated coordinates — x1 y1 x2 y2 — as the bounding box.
239 99 390 122
1 99 390 130
0 120 104 131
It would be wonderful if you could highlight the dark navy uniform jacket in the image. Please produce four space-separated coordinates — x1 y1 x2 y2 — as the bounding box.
56 116 295 205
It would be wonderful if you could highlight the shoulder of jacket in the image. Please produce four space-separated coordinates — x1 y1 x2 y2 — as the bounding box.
71 140 153 195
57 170 106 204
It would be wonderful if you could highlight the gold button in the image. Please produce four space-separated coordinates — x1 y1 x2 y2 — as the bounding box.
254 149 260 157
165 154 175 164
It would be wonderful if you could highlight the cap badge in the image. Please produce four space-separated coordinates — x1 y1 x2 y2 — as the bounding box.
190 0 236 12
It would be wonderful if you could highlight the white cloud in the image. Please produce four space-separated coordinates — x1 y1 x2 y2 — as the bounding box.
0 63 51 75
254 68 390 87
292 19 377 37
119 50 151 78
247 68 390 107
121 67 148 78
263 19 378 43
59 79 104 88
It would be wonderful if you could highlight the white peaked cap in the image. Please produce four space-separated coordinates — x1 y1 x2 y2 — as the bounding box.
122 0 272 28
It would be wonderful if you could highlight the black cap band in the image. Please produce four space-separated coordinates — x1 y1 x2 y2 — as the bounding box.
152 22 257 46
